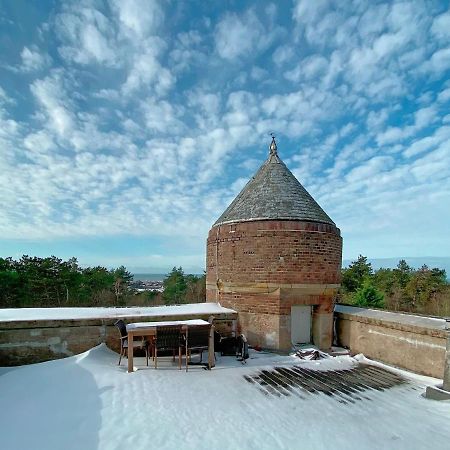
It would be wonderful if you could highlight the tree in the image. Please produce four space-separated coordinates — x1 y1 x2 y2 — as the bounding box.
185 273 206 303
80 266 115 306
162 267 187 304
0 255 137 307
353 279 384 308
393 259 412 289
112 266 134 305
373 268 395 297
0 257 21 308
405 265 447 312
342 255 373 293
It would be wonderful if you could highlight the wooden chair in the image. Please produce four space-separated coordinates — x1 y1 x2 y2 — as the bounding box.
114 319 149 366
154 325 183 369
183 324 212 372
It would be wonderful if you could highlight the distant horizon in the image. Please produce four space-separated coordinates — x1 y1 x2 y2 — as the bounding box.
131 256 450 279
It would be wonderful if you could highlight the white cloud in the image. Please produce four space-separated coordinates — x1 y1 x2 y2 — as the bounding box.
414 105 437 128
437 87 450 103
292 0 330 28
111 0 163 38
56 6 117 66
403 125 450 158
169 31 205 73
20 46 51 72
215 10 266 60
122 39 174 95
376 106 438 146
30 71 75 138
431 10 450 41
425 48 450 74
142 100 185 134
345 156 394 183
0 86 15 107
272 45 294 66
285 54 328 82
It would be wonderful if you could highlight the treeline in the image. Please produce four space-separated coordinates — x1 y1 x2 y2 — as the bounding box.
139 267 206 306
339 255 449 316
0 256 134 308
0 257 206 309
161 267 206 304
2 254 449 316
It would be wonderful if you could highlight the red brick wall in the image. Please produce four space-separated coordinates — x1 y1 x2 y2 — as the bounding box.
206 220 341 349
206 220 342 288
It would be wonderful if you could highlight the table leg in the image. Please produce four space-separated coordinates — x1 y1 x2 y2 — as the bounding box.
127 331 133 373
208 324 215 369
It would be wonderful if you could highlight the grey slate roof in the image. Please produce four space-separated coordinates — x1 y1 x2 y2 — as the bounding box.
213 144 335 227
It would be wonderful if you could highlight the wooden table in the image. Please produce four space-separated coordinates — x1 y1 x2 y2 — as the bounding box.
126 319 215 373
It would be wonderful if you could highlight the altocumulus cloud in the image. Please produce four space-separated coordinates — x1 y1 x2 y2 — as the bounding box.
0 0 449 271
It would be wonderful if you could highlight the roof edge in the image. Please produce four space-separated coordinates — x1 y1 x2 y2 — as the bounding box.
212 217 337 228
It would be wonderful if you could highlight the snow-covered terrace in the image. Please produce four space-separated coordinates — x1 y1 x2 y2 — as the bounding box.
1 345 449 450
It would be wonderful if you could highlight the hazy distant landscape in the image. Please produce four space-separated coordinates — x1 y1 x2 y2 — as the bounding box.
133 273 203 282
133 257 450 282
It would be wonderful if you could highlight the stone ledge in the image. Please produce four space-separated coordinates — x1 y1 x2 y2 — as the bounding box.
0 312 237 330
425 385 450 401
335 305 447 339
207 281 340 295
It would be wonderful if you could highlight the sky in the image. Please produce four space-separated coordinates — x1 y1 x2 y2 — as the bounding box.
0 0 449 274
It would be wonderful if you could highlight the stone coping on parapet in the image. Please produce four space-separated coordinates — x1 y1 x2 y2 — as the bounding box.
335 304 447 337
207 280 340 295
0 303 237 329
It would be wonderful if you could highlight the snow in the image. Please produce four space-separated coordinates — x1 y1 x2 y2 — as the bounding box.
1 345 450 450
127 319 209 330
335 304 447 331
0 303 236 322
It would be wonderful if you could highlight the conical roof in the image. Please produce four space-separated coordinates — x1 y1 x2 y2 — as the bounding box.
213 138 335 227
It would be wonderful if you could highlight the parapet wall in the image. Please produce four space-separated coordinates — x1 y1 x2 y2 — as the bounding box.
1 303 447 379
335 305 447 378
0 310 237 366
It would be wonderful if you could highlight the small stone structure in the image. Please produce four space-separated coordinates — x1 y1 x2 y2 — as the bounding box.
206 138 342 351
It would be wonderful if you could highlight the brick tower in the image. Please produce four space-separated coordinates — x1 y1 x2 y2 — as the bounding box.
206 137 342 351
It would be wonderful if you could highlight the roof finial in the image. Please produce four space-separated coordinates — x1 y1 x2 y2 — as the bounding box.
269 132 277 156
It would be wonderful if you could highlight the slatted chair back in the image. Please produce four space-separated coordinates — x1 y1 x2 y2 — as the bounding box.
114 319 128 339
186 325 211 348
154 325 183 369
155 325 182 349
114 319 129 366
184 324 212 371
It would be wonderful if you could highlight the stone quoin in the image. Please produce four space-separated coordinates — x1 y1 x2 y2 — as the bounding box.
206 137 343 351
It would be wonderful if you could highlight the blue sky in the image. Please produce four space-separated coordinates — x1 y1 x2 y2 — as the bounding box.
0 0 449 273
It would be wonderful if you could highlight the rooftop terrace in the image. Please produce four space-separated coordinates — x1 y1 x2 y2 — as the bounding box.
1 344 449 450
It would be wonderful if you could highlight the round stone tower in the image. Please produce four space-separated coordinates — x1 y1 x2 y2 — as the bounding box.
206 138 342 351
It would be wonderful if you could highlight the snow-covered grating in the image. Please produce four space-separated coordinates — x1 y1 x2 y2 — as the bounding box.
244 364 414 402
